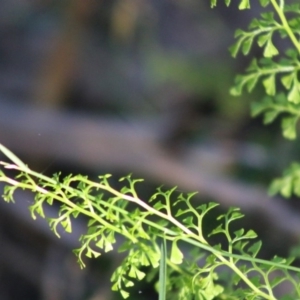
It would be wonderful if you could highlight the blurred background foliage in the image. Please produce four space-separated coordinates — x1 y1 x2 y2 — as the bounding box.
0 0 300 299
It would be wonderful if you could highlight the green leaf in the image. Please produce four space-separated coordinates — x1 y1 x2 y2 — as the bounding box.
153 201 165 210
230 74 247 96
259 0 270 7
229 39 243 58
275 93 288 104
239 0 250 9
87 226 98 235
147 249 160 268
281 117 298 139
234 240 249 252
263 39 279 57
104 241 113 253
251 102 267 117
210 0 217 8
209 224 224 236
139 251 150 266
175 208 189 217
107 231 116 245
281 73 294 89
111 282 118 291
61 218 72 233
233 229 257 242
257 34 269 47
207 202 220 210
286 48 298 59
86 247 101 258
246 76 258 92
262 75 276 95
293 176 300 196
281 178 293 198
271 256 286 264
242 37 253 55
249 275 260 286
234 29 244 38
170 241 183 265
129 266 140 279
230 84 243 96
96 237 104 249
135 268 145 280
244 229 257 239
120 290 129 299
246 59 258 72
234 228 245 238
268 178 284 196
183 216 194 227
286 256 295 265
289 18 300 28
287 81 300 104
263 110 279 124
72 210 79 218
261 12 274 22
249 18 260 29
229 209 244 221
270 276 286 288
247 241 262 257
124 279 134 287
284 4 300 12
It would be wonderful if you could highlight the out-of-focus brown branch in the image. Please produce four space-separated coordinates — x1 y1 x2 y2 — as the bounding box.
0 101 300 240
33 0 95 108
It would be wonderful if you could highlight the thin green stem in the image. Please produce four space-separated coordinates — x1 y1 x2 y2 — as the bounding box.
270 0 300 54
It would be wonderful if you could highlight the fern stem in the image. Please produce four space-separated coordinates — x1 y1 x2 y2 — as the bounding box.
270 0 300 54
